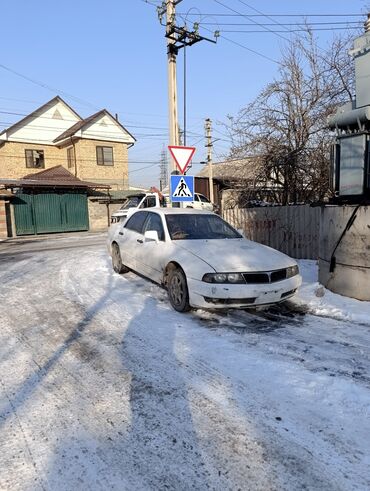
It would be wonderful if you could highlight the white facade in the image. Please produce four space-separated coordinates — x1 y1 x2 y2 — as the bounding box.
80 114 135 144
0 99 81 144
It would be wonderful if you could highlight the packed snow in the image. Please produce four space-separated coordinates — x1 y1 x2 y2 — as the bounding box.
296 260 370 325
0 237 369 490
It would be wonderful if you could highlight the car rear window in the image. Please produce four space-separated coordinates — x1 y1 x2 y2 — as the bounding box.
165 214 242 240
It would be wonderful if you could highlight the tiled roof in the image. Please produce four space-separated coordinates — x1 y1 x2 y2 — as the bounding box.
23 165 79 181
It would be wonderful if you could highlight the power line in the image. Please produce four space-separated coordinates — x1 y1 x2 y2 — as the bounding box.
212 0 291 42
0 124 203 141
0 96 46 105
140 0 161 7
0 63 98 111
232 0 354 53
222 27 361 33
0 109 204 138
0 96 216 123
129 163 161 173
212 0 361 43
199 21 362 26
177 12 365 18
196 23 279 63
1 153 165 164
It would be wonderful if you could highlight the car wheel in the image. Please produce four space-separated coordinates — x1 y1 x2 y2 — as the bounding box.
112 243 129 274
167 267 191 312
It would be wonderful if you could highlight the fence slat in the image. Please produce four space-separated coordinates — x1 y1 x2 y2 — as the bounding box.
223 205 319 260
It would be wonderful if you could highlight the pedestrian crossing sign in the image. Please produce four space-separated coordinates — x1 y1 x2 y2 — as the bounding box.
171 175 194 202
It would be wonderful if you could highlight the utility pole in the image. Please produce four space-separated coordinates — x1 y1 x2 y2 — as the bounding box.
156 1 218 179
205 118 214 203
166 0 180 174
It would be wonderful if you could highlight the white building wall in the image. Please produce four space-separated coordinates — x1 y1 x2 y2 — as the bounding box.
4 101 81 144
81 114 134 144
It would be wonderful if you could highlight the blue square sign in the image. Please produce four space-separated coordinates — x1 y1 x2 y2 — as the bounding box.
171 175 194 202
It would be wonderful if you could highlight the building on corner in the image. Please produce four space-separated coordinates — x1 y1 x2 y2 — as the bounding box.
0 96 136 190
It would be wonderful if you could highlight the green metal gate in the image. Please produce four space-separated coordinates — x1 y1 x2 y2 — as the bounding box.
14 191 89 235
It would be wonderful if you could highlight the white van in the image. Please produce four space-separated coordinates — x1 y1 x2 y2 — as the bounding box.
111 192 163 223
188 193 214 211
110 191 215 224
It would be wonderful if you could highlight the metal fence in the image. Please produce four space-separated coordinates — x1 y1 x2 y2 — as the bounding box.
223 205 320 259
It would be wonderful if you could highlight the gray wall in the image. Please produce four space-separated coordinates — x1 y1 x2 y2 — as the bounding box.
318 205 370 301
223 205 320 260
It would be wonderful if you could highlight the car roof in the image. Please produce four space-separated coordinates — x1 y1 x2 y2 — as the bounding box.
134 207 214 216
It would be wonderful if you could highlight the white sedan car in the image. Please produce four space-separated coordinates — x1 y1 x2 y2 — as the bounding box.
108 208 302 312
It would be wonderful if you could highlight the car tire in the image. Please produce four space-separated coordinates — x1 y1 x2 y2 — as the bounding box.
167 267 191 312
112 243 129 274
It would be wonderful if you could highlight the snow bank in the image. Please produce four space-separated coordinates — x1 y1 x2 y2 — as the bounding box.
295 260 370 325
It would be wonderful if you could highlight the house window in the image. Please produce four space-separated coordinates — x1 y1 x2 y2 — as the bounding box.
96 146 114 166
25 149 45 168
67 147 75 169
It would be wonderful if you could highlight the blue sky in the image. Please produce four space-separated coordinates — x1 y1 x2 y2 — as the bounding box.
1 0 368 187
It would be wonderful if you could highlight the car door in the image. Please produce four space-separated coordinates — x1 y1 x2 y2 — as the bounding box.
198 194 213 211
135 211 168 283
191 193 201 209
118 211 148 270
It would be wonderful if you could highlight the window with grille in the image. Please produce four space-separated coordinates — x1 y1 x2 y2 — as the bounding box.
67 147 75 169
25 149 45 168
96 146 114 166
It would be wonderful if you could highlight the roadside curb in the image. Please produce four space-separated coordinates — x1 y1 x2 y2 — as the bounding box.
0 231 107 245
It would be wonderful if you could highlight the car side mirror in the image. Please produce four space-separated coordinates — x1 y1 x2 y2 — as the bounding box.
144 230 159 243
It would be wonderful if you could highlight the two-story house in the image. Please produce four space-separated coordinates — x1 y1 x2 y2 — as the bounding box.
0 96 136 190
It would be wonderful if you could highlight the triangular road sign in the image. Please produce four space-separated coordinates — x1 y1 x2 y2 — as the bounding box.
168 145 196 174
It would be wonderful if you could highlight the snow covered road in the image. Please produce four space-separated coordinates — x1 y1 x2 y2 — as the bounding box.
0 236 369 490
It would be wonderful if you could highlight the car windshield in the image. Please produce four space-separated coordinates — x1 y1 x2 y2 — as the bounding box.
198 194 210 203
165 214 242 240
120 197 142 210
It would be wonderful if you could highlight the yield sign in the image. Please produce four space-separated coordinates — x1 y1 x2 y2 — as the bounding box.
168 145 196 174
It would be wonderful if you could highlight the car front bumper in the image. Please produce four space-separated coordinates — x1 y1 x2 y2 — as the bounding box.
187 274 302 309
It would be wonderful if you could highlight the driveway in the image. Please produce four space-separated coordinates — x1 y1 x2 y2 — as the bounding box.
0 234 369 490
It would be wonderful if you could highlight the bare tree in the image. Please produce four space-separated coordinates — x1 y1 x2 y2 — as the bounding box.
227 32 355 205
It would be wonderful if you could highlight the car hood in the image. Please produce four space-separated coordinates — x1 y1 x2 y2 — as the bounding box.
176 238 296 272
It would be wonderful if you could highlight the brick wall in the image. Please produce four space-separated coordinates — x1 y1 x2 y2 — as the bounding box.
0 201 8 238
75 139 129 190
88 199 122 231
0 142 65 179
0 139 130 190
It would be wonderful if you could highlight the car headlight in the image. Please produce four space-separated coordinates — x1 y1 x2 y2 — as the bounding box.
202 273 245 284
286 265 299 278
